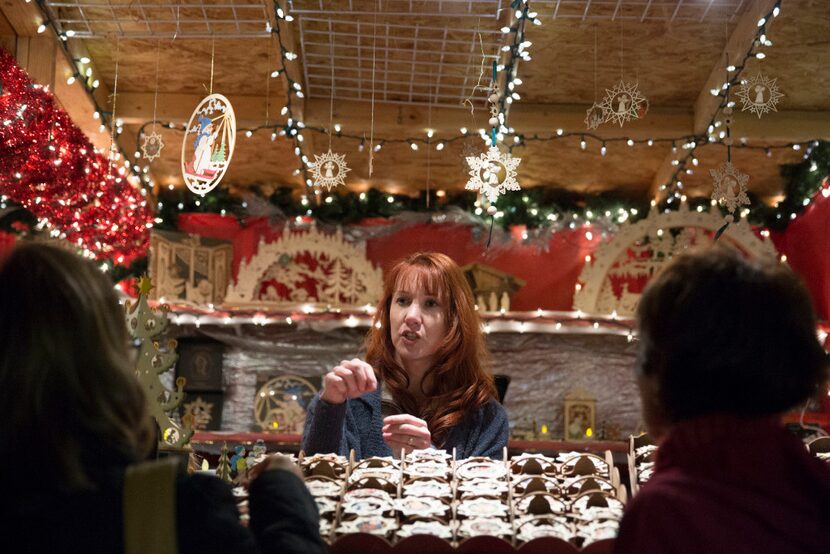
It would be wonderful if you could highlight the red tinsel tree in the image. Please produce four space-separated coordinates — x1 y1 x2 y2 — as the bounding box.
0 47 152 263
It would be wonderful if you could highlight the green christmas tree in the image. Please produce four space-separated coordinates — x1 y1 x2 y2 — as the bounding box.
211 137 226 163
217 443 233 483
125 276 193 449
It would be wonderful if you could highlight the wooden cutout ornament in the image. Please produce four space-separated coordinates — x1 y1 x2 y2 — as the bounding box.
181 94 236 196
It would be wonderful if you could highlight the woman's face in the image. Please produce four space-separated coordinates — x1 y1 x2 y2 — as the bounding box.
389 274 448 373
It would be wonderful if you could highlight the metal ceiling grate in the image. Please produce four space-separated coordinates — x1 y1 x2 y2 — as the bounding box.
288 0 507 108
534 0 747 23
41 0 272 39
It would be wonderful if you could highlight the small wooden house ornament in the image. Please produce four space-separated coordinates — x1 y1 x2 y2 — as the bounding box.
462 262 525 312
149 230 232 305
564 389 596 440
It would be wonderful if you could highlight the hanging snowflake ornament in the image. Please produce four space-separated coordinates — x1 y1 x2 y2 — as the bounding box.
585 102 604 130
311 149 350 191
465 145 521 204
710 161 750 218
141 130 165 162
735 72 784 119
600 80 647 127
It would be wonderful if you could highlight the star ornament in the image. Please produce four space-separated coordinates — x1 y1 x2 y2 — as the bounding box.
137 275 154 296
465 145 521 204
141 130 165 162
311 149 350 191
736 72 784 119
600 80 647 127
710 161 750 215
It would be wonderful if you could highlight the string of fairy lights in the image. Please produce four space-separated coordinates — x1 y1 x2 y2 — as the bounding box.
7 0 829 261
655 0 785 207
31 0 152 193
137 0 827 235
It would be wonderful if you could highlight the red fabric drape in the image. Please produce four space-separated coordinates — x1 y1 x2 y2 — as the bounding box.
175 214 597 311
174 188 830 317
772 182 830 321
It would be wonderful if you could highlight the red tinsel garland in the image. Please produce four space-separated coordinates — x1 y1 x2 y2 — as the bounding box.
0 47 151 264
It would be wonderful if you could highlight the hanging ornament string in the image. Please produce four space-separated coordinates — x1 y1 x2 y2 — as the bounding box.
462 29 487 118
209 35 215 95
594 25 598 104
486 60 498 247
140 40 165 162
585 25 603 130
152 40 160 133
426 72 433 210
619 19 624 81
328 20 335 151
265 33 272 127
368 1 378 176
108 36 120 165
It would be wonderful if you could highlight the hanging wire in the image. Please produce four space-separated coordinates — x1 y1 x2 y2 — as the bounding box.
368 0 379 176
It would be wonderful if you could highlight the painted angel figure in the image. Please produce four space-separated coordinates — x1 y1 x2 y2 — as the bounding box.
754 85 766 104
324 161 335 178
616 94 630 114
192 116 217 175
724 176 737 200
485 161 502 186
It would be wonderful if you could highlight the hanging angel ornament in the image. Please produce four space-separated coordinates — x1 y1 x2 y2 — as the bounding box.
710 161 750 221
141 130 165 162
465 145 521 204
585 102 604 131
600 80 647 127
181 94 236 196
735 72 784 118
467 62 521 208
311 149 350 191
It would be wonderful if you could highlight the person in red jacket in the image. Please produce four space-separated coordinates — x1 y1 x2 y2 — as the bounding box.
616 246 830 554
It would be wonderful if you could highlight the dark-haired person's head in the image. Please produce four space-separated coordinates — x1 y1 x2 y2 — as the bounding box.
635 246 828 439
0 244 154 492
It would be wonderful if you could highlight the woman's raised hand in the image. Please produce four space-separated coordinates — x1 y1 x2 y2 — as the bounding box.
320 358 378 404
383 414 431 454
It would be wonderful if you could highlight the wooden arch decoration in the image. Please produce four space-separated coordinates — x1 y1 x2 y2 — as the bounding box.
224 224 383 309
573 202 778 317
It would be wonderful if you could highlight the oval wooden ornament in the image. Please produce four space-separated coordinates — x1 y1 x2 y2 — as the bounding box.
181 93 236 196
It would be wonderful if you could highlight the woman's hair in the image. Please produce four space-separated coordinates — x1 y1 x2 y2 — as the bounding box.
365 252 496 446
0 244 154 491
636 245 829 423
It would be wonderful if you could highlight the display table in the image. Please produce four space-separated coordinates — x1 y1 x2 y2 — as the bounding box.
192 431 628 455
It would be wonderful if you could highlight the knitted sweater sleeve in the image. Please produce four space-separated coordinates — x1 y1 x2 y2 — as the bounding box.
472 400 510 459
301 393 348 456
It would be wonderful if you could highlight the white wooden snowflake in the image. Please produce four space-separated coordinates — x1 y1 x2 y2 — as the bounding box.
465 145 521 203
710 161 750 214
311 149 350 191
141 130 165 162
600 80 647 127
585 102 604 130
735 72 784 119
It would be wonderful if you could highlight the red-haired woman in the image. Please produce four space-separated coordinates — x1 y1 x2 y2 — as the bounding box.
302 252 509 459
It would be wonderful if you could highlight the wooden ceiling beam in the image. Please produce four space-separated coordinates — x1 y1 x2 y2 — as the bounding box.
692 0 779 137
732 110 830 142
650 0 779 199
115 91 829 145
116 92 284 129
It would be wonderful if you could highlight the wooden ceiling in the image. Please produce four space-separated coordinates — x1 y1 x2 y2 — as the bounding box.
3 0 830 204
